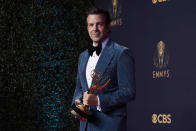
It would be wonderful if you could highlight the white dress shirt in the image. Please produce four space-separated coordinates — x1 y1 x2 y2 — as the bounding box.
86 37 109 111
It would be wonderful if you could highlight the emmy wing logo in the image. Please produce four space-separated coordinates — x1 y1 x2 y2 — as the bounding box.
153 41 169 69
109 0 122 26
112 0 118 18
152 41 170 79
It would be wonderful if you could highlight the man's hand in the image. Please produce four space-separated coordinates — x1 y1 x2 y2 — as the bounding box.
83 92 98 106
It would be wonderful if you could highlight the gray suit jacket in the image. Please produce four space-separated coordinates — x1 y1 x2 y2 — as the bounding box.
72 40 136 131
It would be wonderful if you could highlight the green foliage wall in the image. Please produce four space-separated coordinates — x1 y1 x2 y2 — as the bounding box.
0 0 94 130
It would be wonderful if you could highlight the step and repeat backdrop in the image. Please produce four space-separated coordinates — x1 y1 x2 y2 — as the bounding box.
95 0 196 131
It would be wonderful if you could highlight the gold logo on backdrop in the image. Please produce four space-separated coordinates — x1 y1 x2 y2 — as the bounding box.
153 41 170 79
152 0 169 4
112 0 118 18
152 114 172 124
152 114 158 124
109 0 122 26
153 41 169 69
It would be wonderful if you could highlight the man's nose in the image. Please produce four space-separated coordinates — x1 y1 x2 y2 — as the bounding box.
92 24 98 31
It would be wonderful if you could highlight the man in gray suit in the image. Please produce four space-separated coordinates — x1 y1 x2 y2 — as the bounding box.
72 8 136 131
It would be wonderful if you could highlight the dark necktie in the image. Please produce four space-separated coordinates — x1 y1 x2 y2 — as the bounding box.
88 44 102 56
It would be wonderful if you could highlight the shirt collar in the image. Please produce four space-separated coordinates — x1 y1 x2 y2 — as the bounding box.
93 37 110 50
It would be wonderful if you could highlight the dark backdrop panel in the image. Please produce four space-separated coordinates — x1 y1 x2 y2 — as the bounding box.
0 0 94 130
95 0 196 130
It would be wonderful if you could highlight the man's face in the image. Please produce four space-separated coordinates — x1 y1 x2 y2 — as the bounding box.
87 14 110 44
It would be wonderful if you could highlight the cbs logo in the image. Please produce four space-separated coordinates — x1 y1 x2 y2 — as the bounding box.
152 114 171 124
152 0 168 4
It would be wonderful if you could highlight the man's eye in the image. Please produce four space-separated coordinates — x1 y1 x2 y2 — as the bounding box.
88 24 93 27
98 23 103 26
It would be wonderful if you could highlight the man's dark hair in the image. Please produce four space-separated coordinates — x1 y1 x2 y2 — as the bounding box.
86 8 111 25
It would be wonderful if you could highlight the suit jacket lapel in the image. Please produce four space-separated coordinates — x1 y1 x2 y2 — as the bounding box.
80 40 114 91
80 50 90 92
95 40 114 75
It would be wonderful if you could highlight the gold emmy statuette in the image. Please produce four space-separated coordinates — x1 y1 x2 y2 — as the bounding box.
70 69 111 122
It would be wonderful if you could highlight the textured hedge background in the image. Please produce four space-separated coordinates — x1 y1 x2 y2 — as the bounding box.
0 0 94 130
